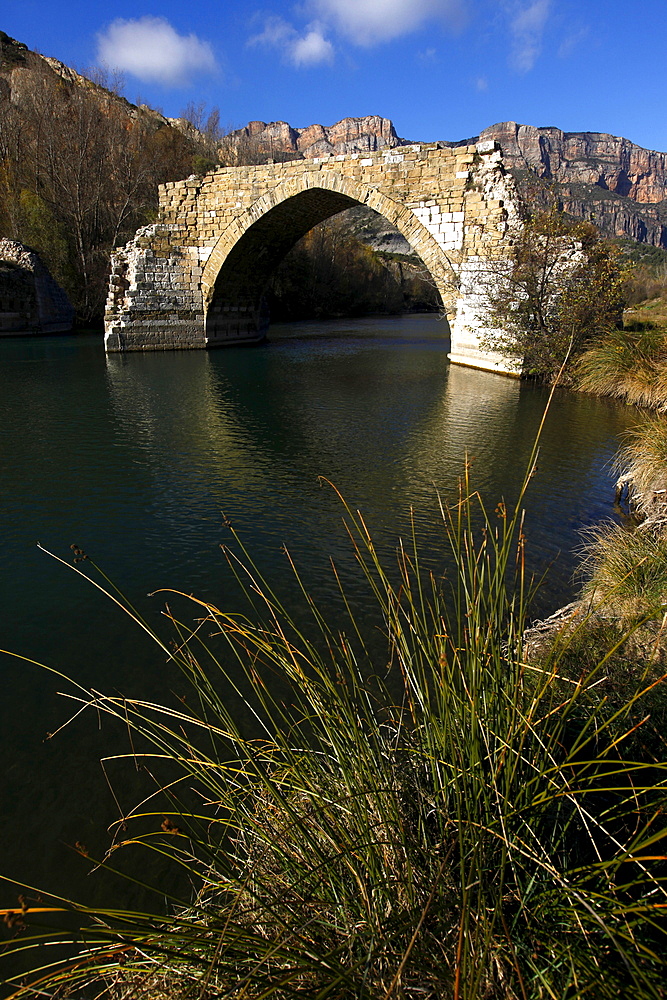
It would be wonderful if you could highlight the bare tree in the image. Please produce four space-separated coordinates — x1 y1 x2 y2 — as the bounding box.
1 61 203 320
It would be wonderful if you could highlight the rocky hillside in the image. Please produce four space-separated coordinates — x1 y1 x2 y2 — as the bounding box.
476 122 667 203
0 30 199 143
474 122 667 248
0 31 213 321
227 116 402 161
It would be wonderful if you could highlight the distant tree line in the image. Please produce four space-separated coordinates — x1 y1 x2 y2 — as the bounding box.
267 215 441 322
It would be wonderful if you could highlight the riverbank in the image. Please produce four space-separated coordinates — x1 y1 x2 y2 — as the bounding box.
528 308 667 699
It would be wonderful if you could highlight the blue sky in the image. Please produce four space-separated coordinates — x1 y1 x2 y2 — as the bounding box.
3 1 667 152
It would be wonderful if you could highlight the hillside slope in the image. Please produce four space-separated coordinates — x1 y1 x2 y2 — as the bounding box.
475 121 667 247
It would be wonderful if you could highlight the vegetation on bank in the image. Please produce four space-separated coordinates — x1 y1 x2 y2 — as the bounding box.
2 437 667 998
575 326 667 409
267 215 441 322
480 206 627 382
503 220 667 718
573 248 667 408
0 64 214 323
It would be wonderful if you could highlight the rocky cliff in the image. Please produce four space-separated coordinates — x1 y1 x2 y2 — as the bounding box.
476 122 667 203
473 122 667 248
228 114 667 247
228 116 402 160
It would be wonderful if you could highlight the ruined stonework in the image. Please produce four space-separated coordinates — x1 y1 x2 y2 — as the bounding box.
104 141 522 374
0 239 74 335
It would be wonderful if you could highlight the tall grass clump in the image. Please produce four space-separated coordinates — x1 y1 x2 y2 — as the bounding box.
574 324 667 409
615 414 667 517
2 466 667 998
581 519 667 626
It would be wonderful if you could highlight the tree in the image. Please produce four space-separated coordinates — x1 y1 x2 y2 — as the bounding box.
180 101 225 174
267 215 411 321
481 206 627 380
1 57 213 322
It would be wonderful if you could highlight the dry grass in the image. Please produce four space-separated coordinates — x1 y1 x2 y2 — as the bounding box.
625 296 667 330
616 414 667 517
575 325 667 409
581 518 667 625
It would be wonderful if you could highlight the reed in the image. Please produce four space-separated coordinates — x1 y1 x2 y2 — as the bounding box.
2 466 667 998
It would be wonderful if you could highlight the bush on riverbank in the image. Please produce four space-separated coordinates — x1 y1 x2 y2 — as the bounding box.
582 519 667 625
480 208 627 382
534 406 667 757
3 458 667 999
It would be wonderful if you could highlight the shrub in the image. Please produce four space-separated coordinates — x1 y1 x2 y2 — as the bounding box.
581 518 667 625
616 414 667 511
481 207 626 381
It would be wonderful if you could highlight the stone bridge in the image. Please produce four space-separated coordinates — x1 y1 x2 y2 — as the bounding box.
104 140 522 374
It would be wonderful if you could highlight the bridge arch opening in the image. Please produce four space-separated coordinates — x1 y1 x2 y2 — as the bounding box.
202 180 455 345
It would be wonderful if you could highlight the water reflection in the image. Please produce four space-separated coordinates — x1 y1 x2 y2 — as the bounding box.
0 318 638 912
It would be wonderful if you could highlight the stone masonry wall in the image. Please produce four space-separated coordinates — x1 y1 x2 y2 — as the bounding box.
104 140 522 373
105 225 204 351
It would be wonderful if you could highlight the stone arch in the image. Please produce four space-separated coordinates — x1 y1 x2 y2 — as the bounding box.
201 171 458 344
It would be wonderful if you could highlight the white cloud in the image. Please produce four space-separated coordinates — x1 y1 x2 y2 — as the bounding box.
249 17 334 67
310 0 468 47
249 15 294 50
507 0 551 72
475 75 488 91
96 16 218 87
292 29 335 66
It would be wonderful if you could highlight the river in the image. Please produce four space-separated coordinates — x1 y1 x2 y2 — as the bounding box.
0 314 638 909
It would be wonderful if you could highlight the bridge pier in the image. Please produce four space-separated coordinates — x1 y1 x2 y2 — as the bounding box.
104 141 523 373
105 227 206 351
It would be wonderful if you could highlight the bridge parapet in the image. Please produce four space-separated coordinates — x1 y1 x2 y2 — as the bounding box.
104 140 523 373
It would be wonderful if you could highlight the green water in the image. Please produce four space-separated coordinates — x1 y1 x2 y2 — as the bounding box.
0 315 638 907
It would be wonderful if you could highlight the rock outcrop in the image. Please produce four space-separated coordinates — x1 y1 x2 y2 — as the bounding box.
473 122 667 248
476 122 667 203
228 116 402 160
0 239 74 334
